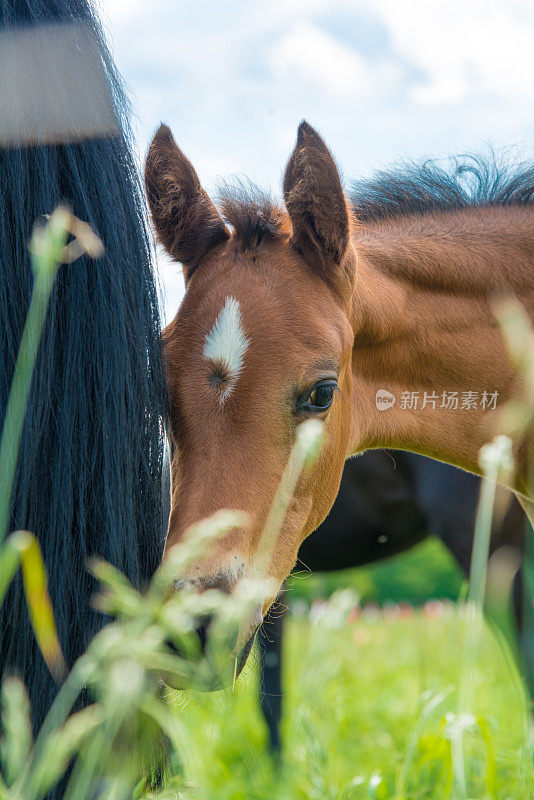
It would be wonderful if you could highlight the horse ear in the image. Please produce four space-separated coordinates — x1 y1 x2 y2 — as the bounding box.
283 121 350 280
145 124 229 281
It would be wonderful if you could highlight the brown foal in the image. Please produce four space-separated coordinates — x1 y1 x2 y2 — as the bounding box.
145 121 534 667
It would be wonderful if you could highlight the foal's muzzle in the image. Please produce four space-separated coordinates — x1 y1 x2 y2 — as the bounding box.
162 609 261 691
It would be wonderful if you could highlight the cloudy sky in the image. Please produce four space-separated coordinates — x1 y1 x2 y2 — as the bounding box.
97 0 534 323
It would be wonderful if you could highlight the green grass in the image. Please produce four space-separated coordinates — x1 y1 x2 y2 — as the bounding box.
170 608 533 800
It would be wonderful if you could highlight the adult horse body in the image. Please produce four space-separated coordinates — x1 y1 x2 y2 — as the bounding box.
0 0 165 738
145 121 534 669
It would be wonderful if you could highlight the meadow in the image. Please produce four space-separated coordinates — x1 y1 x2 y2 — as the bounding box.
170 597 533 800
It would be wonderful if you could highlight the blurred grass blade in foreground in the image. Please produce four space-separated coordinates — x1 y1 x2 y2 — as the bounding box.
0 209 102 684
0 676 32 788
493 296 534 697
17 531 67 682
0 531 66 682
0 207 103 545
250 419 324 581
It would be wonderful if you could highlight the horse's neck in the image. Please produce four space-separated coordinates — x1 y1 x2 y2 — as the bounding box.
348 205 534 489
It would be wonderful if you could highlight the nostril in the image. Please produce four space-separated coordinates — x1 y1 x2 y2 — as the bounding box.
195 614 214 654
165 638 182 657
164 614 214 658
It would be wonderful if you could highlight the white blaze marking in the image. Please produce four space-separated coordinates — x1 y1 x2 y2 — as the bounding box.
203 296 249 403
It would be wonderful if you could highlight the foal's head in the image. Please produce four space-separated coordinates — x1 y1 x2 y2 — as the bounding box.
146 122 356 667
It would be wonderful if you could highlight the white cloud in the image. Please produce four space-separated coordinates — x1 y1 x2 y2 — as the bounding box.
269 21 391 99
96 0 145 24
372 0 534 105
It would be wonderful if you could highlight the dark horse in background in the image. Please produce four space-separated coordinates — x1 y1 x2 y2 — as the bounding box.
0 0 166 756
258 451 524 752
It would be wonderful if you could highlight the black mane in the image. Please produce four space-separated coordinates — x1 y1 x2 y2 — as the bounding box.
351 152 534 223
0 0 166 745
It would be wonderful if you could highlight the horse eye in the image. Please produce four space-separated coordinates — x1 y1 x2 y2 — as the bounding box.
298 380 337 414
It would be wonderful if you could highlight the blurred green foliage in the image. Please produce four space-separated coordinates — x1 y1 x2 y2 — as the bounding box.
287 536 464 607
